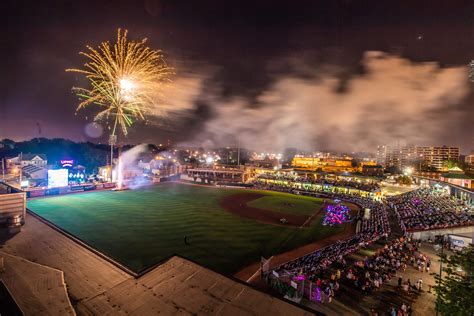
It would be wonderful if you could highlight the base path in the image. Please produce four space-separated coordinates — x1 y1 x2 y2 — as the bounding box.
220 192 317 227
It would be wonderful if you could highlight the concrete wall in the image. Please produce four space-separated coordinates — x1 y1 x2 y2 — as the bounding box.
410 225 474 241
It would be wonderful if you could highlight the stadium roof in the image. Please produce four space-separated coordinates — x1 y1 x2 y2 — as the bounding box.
22 164 46 176
78 255 315 315
447 166 464 173
441 173 474 179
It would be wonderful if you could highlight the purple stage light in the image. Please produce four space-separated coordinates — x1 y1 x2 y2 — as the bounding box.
322 203 351 226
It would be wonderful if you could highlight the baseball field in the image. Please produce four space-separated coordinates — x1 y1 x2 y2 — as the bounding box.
27 182 351 275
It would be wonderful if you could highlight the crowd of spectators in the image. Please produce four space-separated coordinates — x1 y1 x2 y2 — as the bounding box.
257 181 468 314
271 187 390 283
388 188 474 232
278 235 374 283
253 180 443 314
275 235 429 314
342 237 430 298
253 181 376 199
255 173 380 192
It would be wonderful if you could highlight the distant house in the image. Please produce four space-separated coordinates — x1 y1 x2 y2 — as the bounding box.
10 154 48 168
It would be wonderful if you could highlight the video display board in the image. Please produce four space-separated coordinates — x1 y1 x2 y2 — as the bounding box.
48 169 69 188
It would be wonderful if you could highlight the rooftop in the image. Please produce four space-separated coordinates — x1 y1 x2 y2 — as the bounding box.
20 153 47 161
441 173 474 180
78 255 313 315
22 164 46 175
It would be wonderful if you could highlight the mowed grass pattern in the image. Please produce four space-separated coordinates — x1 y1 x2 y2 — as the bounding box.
28 183 344 274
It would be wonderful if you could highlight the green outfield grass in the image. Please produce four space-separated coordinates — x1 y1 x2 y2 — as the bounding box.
27 183 345 275
247 193 324 216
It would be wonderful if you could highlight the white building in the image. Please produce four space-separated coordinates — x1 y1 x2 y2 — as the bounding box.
9 154 48 168
377 145 460 171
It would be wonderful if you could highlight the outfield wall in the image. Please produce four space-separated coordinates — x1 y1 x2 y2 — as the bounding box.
26 182 115 198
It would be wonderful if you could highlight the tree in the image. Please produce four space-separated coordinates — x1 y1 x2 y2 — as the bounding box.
443 159 460 170
396 175 412 185
0 139 15 150
433 244 474 316
385 165 400 174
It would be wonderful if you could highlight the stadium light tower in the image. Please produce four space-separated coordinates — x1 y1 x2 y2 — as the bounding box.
237 136 241 168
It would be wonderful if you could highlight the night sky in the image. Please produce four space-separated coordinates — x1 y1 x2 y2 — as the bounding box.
1 0 474 153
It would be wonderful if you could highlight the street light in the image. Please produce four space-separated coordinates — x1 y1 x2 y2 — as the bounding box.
13 167 22 184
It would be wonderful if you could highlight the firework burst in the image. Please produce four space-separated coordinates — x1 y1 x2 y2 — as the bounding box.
67 29 173 136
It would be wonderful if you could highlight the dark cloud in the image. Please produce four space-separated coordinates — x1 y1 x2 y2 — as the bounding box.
1 0 474 152
190 52 470 152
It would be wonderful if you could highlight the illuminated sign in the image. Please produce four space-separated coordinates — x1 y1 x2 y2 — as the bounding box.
48 169 69 188
69 172 85 180
60 159 74 168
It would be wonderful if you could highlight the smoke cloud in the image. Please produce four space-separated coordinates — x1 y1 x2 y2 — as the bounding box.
181 52 469 152
115 144 148 189
149 74 204 118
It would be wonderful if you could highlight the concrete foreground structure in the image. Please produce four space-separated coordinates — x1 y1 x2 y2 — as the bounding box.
0 251 75 315
77 256 313 315
1 214 312 315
